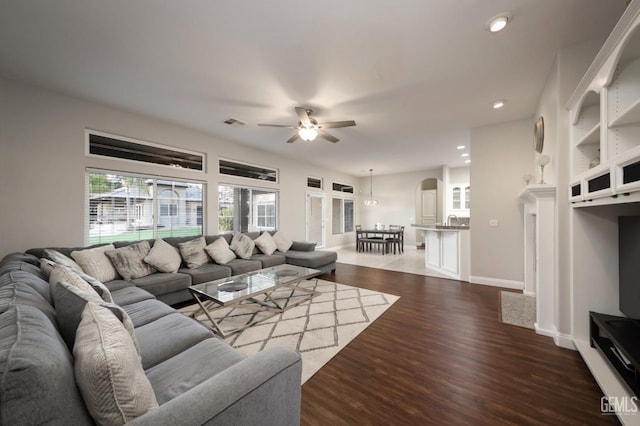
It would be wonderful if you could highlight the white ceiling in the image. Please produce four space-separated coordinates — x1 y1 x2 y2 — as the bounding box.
0 0 628 176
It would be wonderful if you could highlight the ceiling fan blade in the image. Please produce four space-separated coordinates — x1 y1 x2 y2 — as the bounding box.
318 130 339 143
295 107 311 126
257 123 297 128
317 120 356 129
286 133 301 144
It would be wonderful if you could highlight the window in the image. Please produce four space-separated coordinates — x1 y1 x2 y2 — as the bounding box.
332 182 354 193
87 130 204 171
452 187 461 209
218 184 278 233
307 177 323 189
219 159 278 182
332 198 354 234
87 170 204 244
465 186 470 209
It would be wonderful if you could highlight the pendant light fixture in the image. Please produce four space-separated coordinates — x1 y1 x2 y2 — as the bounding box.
364 168 378 206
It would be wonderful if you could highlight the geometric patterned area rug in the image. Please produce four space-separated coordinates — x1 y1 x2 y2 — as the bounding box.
183 279 399 384
500 290 536 330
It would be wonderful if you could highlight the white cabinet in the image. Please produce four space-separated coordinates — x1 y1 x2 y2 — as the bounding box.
418 227 470 281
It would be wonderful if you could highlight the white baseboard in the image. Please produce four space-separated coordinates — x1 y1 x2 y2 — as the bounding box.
535 323 576 350
469 275 523 290
523 290 536 297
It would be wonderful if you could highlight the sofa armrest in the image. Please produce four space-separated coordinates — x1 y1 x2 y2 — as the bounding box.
289 241 316 252
128 346 302 426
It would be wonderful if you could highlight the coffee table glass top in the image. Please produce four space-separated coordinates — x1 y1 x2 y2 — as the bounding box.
189 264 321 304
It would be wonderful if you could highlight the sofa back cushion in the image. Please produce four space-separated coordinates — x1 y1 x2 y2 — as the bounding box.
0 269 51 304
0 305 93 425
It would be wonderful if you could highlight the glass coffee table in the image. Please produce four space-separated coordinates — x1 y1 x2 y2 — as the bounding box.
188 264 322 337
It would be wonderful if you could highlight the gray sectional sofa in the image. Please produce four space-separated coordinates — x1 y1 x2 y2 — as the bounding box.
0 249 304 425
26 231 337 306
0 232 337 424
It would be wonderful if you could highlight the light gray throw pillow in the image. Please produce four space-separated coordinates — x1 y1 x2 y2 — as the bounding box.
105 241 154 281
204 237 236 264
254 231 278 255
74 302 158 425
71 244 119 282
272 231 293 252
230 233 255 259
49 264 112 304
178 236 210 269
143 238 182 273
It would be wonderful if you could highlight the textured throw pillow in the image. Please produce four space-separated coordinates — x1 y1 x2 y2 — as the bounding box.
204 237 236 265
178 236 209 269
143 238 182 273
105 241 154 281
254 232 278 255
71 245 119 282
230 233 255 259
54 281 138 353
42 248 84 273
74 302 158 425
49 264 112 304
272 231 293 252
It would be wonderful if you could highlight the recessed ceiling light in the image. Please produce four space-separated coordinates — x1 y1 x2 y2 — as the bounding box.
493 100 506 109
486 13 512 33
465 159 471 164
457 145 466 150
461 153 469 157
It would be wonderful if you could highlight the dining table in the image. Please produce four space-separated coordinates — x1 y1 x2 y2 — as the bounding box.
356 228 404 254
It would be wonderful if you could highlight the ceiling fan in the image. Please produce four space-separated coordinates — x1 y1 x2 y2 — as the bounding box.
258 107 356 143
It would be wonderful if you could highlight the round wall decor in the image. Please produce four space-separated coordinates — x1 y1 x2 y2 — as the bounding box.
534 116 544 153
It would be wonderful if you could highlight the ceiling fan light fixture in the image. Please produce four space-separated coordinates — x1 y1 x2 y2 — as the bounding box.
299 127 318 141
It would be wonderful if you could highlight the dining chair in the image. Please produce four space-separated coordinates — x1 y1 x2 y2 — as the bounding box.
385 225 404 254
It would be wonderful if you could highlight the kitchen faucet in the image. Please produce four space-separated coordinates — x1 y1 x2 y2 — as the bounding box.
447 214 458 226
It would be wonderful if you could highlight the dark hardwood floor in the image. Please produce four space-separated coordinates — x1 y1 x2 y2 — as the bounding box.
301 264 619 426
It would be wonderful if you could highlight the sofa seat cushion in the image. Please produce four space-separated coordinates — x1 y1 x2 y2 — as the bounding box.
225 258 263 275
122 299 177 327
145 338 246 405
250 253 287 268
131 272 191 297
284 250 338 269
135 313 213 369
104 279 135 292
0 306 93 425
110 286 156 306
180 264 231 285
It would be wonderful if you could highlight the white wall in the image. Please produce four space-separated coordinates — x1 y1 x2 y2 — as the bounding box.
355 168 442 247
469 119 533 285
0 78 359 257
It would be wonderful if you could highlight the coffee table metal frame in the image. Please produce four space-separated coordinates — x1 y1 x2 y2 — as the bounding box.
188 264 322 337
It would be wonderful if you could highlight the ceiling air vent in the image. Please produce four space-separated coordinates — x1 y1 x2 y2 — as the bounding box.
223 117 247 127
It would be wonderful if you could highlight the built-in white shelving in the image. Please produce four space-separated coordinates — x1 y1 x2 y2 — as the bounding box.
566 3 640 424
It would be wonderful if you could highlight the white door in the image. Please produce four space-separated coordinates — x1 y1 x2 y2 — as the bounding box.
422 189 437 225
306 193 325 248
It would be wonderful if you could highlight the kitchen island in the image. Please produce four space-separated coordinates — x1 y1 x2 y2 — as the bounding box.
411 224 470 281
